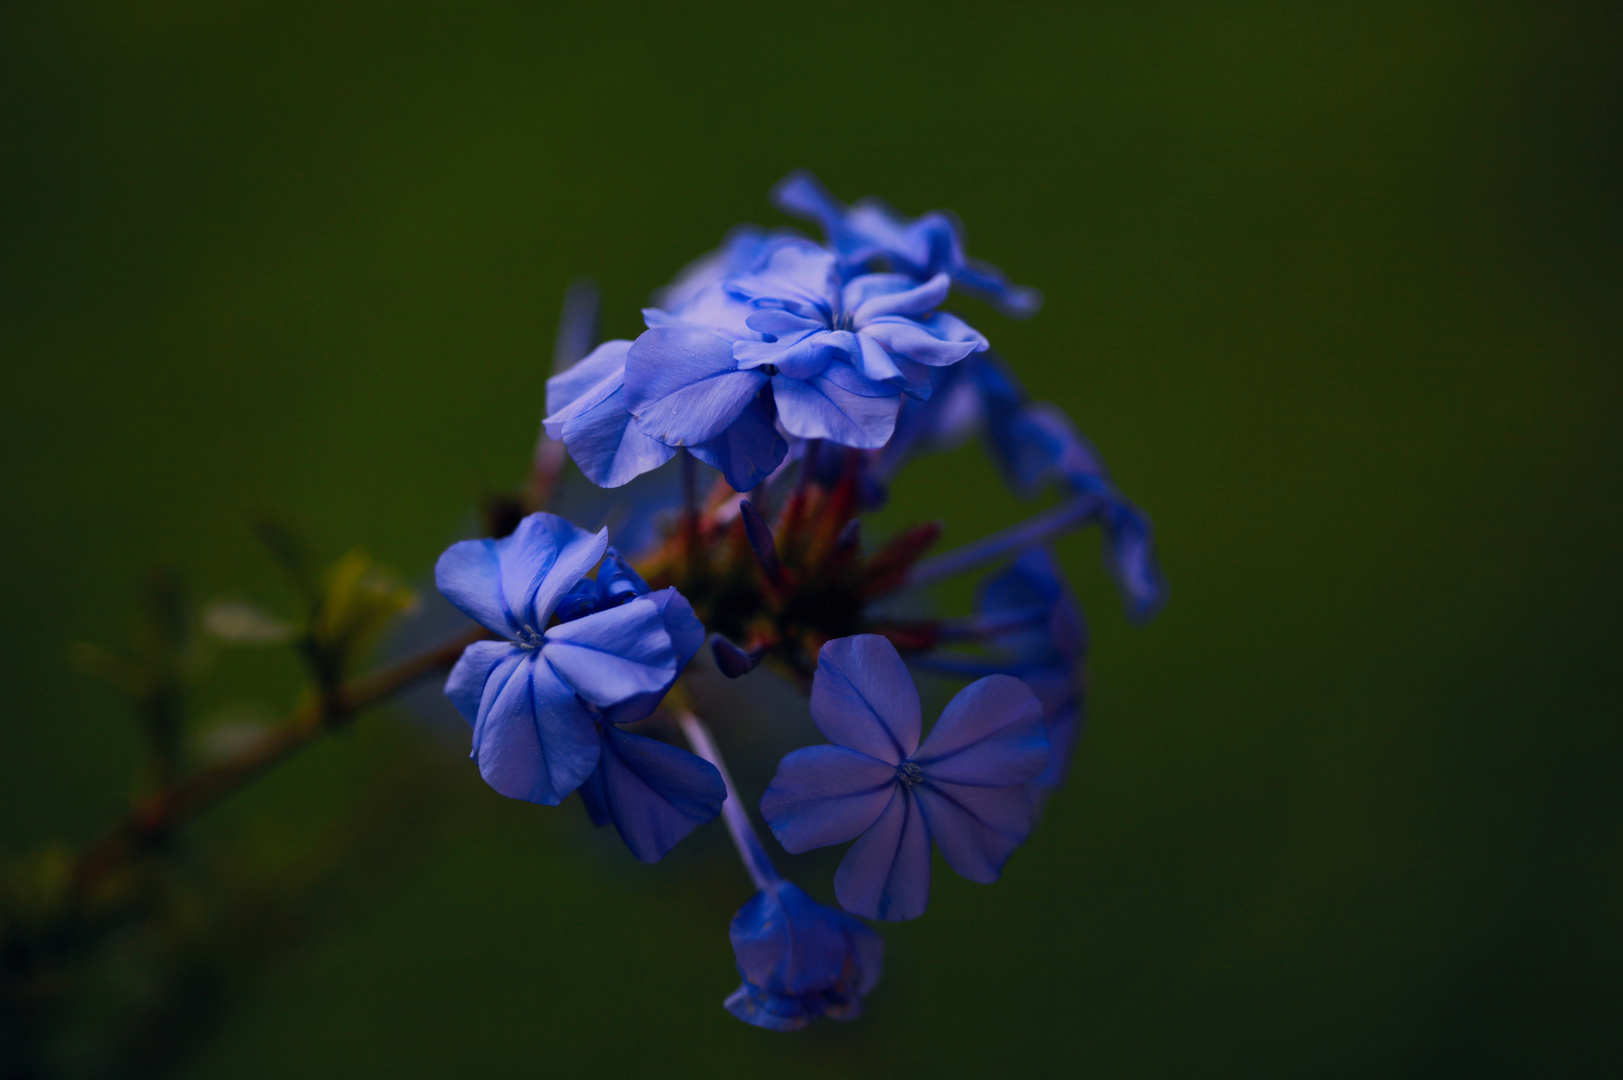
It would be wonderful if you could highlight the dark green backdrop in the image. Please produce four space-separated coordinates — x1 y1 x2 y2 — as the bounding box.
3 2 1618 1076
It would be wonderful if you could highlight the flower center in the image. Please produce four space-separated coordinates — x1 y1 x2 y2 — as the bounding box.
895 761 923 786
515 624 544 650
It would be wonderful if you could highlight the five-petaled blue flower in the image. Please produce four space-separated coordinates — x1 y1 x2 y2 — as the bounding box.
437 513 712 820
761 634 1049 921
725 878 883 1032
772 169 1042 318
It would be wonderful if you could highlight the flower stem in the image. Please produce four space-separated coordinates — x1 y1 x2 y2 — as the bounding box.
933 603 1054 642
676 712 779 891
902 492 1103 590
69 623 488 906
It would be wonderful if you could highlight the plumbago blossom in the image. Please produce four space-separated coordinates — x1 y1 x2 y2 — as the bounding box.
761 635 1048 921
436 172 1167 1030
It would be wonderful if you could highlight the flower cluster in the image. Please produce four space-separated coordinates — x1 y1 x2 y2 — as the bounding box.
438 173 1165 1030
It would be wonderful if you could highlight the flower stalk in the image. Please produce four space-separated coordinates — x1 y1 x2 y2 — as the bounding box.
677 711 778 891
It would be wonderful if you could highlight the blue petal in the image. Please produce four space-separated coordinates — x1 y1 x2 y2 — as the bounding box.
810 635 922 763
891 355 936 400
544 339 631 422
978 547 1088 664
979 545 1063 614
913 674 1048 787
723 240 840 319
640 586 706 670
508 513 611 630
688 389 789 493
596 548 650 603
553 577 602 623
854 333 905 384
833 786 932 921
860 315 986 368
744 308 823 337
731 881 848 995
468 649 525 752
848 203 958 274
1102 498 1168 623
654 225 776 312
772 372 900 448
914 779 1035 883
434 513 609 636
954 256 1044 318
576 763 612 827
625 326 769 447
820 359 903 399
733 328 847 380
580 587 705 723
472 653 600 805
844 272 951 323
1020 402 1112 491
433 536 513 636
591 723 724 863
1029 698 1084 808
770 170 846 238
443 640 515 724
542 597 679 710
724 984 814 1032
770 171 1042 317
760 745 896 853
644 276 763 341
551 377 678 489
725 879 882 1030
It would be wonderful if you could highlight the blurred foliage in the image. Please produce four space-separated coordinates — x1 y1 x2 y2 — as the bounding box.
304 549 418 697
2 721 469 1080
3 540 433 1079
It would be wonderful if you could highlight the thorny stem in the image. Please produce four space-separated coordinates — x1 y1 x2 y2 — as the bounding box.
903 492 1104 590
676 712 778 891
68 623 488 906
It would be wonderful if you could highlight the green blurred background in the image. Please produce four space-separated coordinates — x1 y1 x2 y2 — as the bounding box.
3 1 1619 1076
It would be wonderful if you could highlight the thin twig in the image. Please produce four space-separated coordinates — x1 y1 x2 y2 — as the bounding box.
69 623 487 904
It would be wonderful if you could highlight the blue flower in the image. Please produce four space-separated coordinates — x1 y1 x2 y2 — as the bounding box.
973 548 1088 807
724 879 883 1032
575 715 726 863
772 170 1042 318
548 232 989 494
723 237 988 394
633 237 985 449
885 353 1168 622
651 225 790 314
543 340 679 490
984 387 1166 622
545 335 789 495
437 513 709 808
760 635 1048 921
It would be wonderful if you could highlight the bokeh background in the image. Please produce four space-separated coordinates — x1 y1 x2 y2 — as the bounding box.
3 1 1619 1076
